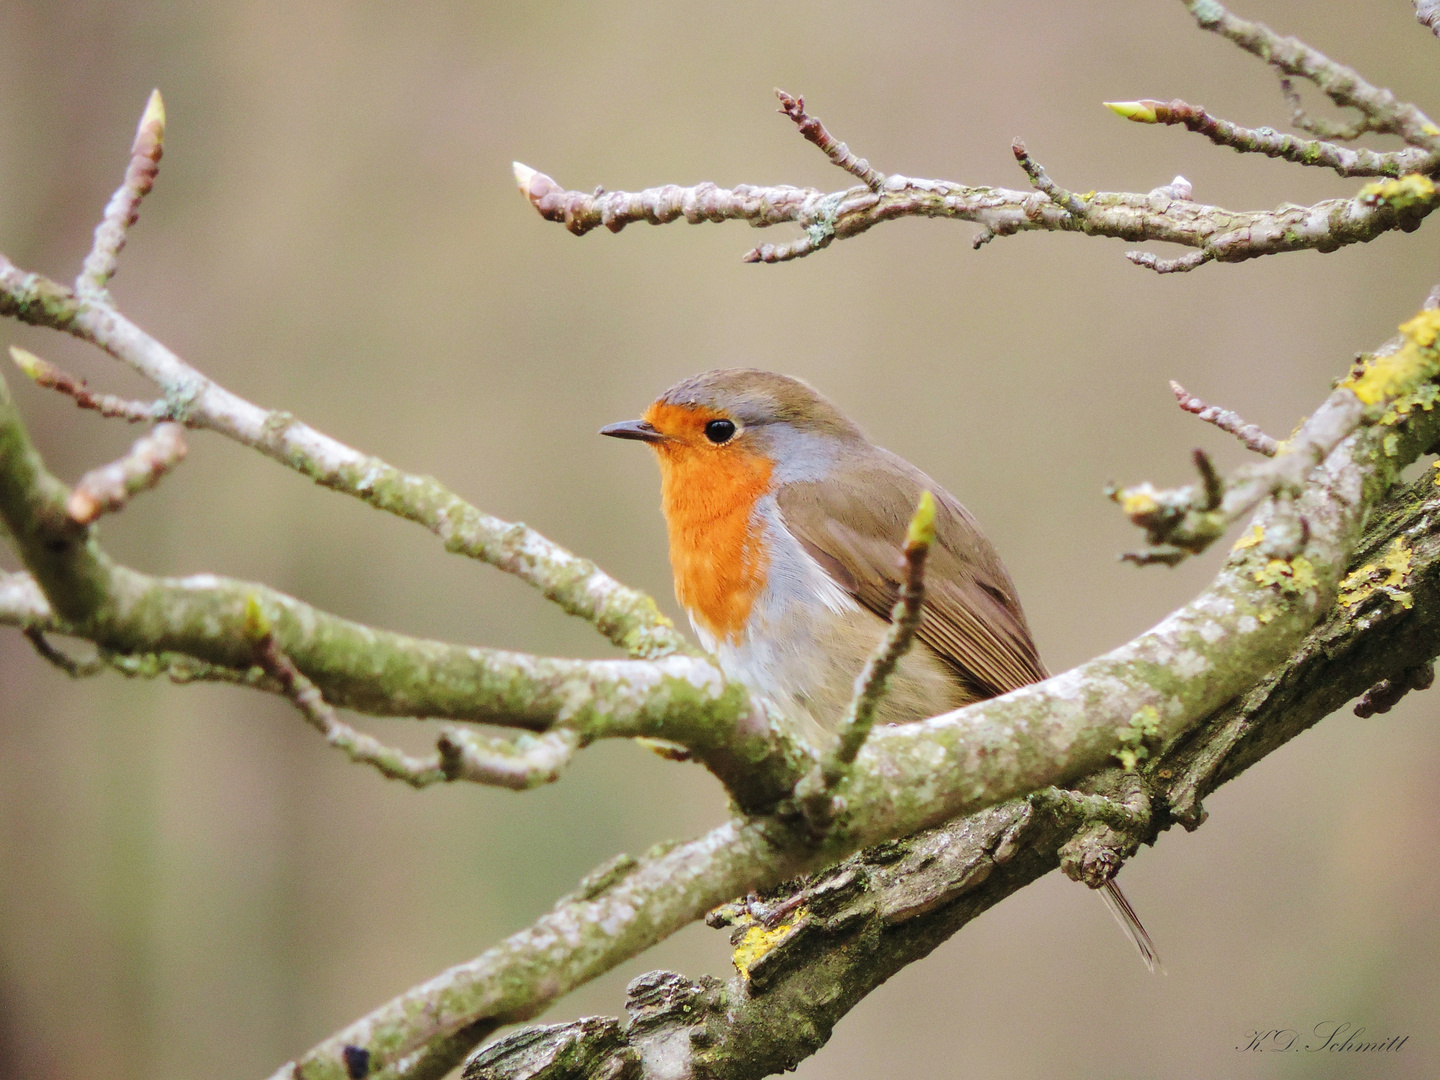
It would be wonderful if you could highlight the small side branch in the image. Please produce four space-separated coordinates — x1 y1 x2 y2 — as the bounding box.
438 726 581 790
1110 380 1367 564
1011 140 1089 216
247 602 449 788
10 347 166 423
1279 79 1378 143
77 90 165 298
1126 249 1214 275
827 492 935 777
66 422 187 524
799 493 935 831
775 89 885 191
1104 98 1431 178
1183 0 1440 152
1171 380 1279 456
22 626 105 677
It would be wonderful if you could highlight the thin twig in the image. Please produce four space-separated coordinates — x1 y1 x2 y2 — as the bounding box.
245 596 583 790
1104 97 1429 178
246 603 449 788
1 276 692 659
798 493 936 831
1171 380 1279 456
1011 139 1089 216
1125 248 1215 274
22 626 105 677
826 492 935 778
1183 0 1440 152
1110 377 1368 565
66 421 187 524
775 89 885 191
77 90 165 298
438 725 581 790
1278 78 1378 143
10 346 166 423
512 153 1437 272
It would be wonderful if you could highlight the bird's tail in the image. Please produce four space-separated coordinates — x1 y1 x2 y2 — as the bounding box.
1097 879 1164 974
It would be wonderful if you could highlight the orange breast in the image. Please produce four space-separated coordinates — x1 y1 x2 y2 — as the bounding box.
645 403 773 642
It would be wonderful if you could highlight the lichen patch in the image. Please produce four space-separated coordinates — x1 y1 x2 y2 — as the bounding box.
1338 538 1414 611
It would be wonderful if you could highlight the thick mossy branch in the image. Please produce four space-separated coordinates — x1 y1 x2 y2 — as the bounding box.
0 256 688 661
0 371 801 810
0 371 113 621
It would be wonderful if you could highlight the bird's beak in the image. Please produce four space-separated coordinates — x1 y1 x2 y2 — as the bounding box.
599 419 666 443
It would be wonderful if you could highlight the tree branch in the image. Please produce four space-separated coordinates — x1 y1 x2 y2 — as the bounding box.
513 3 1440 270
1171 379 1279 456
1103 97 1430 178
0 257 689 661
1183 0 1440 151
76 89 165 300
514 162 1438 272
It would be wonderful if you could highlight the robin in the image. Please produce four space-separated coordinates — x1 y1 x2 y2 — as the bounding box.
602 368 1159 971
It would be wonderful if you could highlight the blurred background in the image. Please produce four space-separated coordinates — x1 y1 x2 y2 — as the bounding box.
1 1 1437 1078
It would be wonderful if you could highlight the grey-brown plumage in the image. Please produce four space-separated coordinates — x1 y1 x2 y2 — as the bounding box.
776 450 1047 702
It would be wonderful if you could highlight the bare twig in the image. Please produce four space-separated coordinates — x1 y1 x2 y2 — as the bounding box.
1278 78 1379 143
0 261 691 661
246 602 449 788
438 726 581 790
1125 248 1215 274
513 164 1436 270
1183 0 1440 152
22 626 105 677
65 421 186 524
1104 97 1430 178
513 5 1440 271
798 492 936 831
775 89 885 191
827 492 935 778
1111 379 1371 564
76 90 165 299
1171 380 1279 456
10 346 166 422
1011 139 1089 216
1116 301 1440 564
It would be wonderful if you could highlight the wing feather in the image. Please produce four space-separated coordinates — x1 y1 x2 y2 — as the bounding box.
776 449 1046 698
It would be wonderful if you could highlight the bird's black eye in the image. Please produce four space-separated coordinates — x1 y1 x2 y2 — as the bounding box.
704 419 737 444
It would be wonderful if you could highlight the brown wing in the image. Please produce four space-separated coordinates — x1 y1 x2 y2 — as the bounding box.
776 448 1047 698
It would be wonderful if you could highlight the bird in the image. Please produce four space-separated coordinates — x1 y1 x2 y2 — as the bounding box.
601 368 1160 971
